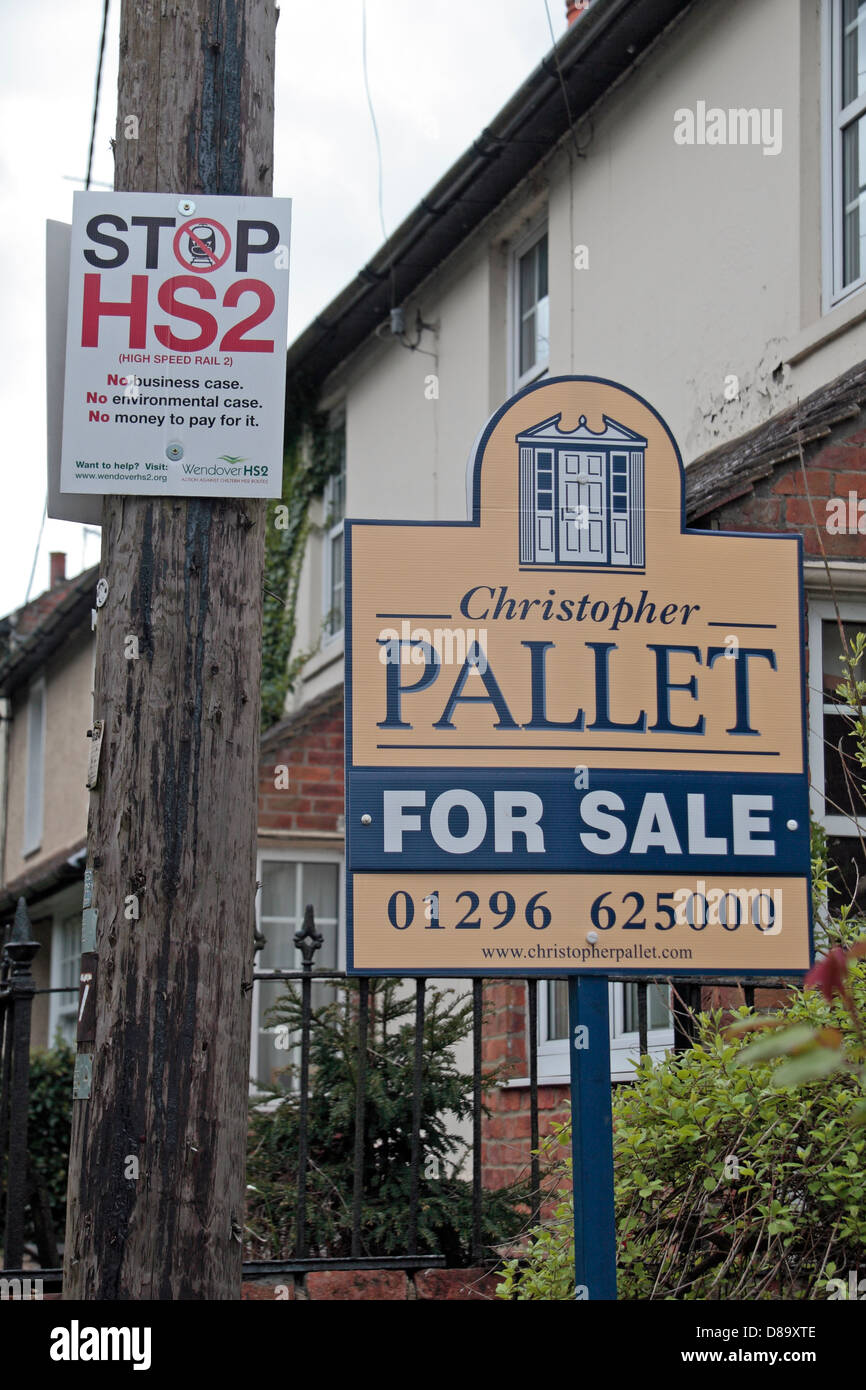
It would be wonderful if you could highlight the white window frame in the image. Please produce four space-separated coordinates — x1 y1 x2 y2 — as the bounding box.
48 911 81 1047
22 676 46 856
509 217 550 393
537 979 674 1084
321 418 346 644
608 980 675 1081
824 0 866 308
808 596 866 835
250 848 345 1088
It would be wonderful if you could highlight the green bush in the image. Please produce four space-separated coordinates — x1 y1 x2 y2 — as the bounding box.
22 1038 75 1242
497 952 866 1300
245 978 530 1263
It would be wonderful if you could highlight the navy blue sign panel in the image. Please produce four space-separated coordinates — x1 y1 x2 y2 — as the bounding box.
347 768 810 875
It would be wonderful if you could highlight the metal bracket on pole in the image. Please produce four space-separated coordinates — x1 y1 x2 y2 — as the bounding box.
568 975 617 1300
86 719 105 789
72 1053 93 1100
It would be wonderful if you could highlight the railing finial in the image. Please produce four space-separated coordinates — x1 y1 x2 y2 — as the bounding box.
294 903 324 967
11 896 35 945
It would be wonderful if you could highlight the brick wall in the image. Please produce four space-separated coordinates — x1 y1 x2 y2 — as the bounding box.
241 1267 501 1300
481 981 569 1192
695 420 866 557
258 697 344 836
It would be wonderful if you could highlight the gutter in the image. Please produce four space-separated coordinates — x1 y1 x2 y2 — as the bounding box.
0 841 87 919
0 566 98 697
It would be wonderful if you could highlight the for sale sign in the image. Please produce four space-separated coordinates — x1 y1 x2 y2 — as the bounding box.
345 376 812 976
60 191 291 499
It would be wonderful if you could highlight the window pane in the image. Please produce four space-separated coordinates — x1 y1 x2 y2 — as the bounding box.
256 860 340 1089
843 113 866 286
259 918 296 971
623 983 670 1034
302 862 339 923
547 980 568 1039
257 1024 287 1088
257 915 297 1088
824 711 864 818
326 425 346 522
332 467 345 524
53 914 80 1047
261 861 296 920
821 620 866 824
518 235 549 377
545 981 671 1048
60 916 80 987
843 0 866 107
519 245 536 317
323 427 346 549
822 620 866 700
536 292 549 369
648 984 670 1030
520 309 536 376
300 864 339 994
536 233 548 299
59 913 80 1004
828 832 866 906
330 535 344 632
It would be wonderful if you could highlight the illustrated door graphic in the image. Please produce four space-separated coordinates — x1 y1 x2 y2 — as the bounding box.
517 415 646 567
559 452 606 563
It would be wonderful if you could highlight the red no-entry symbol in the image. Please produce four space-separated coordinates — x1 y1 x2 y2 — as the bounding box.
173 217 231 273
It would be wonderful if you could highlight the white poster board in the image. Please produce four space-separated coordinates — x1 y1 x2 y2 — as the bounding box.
47 219 101 523
60 192 291 500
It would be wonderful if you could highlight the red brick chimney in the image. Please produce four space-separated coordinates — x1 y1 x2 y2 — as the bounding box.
49 552 66 587
566 0 590 23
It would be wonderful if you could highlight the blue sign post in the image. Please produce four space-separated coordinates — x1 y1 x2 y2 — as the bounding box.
568 976 618 1300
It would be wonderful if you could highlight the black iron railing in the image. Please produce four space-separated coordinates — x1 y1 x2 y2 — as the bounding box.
0 896 796 1291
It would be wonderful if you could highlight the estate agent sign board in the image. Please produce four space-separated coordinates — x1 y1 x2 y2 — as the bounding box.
59 191 291 500
345 377 812 978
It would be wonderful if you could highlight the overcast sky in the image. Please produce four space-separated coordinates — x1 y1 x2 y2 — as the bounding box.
0 0 566 616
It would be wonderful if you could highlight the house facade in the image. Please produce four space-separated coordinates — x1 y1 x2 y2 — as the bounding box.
4 0 865 1189
0 558 96 1051
265 0 866 1181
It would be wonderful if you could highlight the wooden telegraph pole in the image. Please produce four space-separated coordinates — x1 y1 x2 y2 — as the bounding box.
63 1 277 1300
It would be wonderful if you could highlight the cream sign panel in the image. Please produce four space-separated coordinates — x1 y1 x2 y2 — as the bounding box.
345 377 812 976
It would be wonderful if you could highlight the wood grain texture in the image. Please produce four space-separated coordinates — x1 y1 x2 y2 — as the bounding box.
63 0 277 1301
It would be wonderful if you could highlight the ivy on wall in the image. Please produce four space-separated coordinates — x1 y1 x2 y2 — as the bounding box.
260 375 340 731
